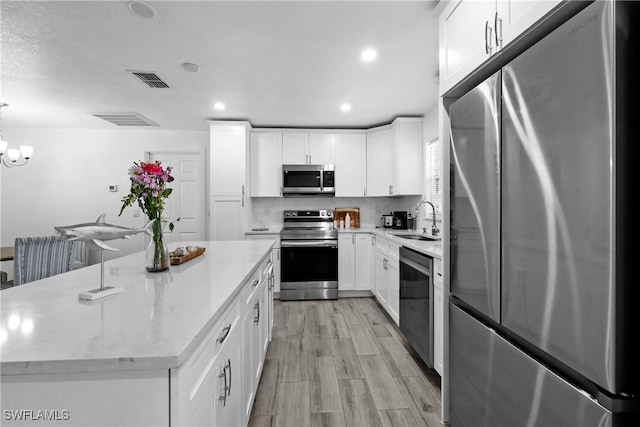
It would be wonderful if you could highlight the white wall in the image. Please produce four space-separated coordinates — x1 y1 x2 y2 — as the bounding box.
0 128 208 267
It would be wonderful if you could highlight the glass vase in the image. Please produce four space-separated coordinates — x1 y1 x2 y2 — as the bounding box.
146 219 170 272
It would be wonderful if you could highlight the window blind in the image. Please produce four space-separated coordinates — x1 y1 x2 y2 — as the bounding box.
428 139 442 218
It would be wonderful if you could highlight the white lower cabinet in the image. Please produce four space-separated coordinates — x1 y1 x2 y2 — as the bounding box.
339 233 374 291
241 274 268 425
433 258 444 376
171 298 242 427
375 249 388 306
171 252 272 427
338 234 356 290
213 331 242 427
386 256 400 324
374 237 400 325
355 234 374 290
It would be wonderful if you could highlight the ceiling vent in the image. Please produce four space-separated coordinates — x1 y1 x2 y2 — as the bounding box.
91 112 159 127
127 70 170 88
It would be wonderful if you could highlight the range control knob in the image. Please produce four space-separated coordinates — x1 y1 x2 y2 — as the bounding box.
320 211 325 216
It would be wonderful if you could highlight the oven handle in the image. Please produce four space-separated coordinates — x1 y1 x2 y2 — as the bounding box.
281 240 338 248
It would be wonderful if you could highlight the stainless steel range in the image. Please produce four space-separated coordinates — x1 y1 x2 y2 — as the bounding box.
279 210 338 300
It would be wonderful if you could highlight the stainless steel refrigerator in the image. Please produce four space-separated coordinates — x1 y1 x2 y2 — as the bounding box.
448 1 639 426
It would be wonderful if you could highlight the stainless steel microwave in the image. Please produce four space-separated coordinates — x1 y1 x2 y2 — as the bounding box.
282 164 335 197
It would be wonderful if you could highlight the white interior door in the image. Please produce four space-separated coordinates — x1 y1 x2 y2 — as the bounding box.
148 151 206 245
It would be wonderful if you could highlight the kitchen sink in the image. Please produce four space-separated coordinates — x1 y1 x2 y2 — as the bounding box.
393 234 441 241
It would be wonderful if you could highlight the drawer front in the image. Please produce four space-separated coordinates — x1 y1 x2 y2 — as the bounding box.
261 252 274 278
180 298 240 404
241 268 262 308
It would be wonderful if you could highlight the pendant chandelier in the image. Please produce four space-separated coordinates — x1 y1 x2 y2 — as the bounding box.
0 102 34 167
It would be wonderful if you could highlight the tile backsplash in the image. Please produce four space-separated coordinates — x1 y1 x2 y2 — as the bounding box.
250 196 422 229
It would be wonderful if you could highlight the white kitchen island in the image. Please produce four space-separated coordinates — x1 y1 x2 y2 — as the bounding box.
0 240 275 426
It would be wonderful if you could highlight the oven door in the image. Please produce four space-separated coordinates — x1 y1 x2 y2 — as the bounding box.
280 240 338 288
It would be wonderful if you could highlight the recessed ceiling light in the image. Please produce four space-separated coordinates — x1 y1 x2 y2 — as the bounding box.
182 62 200 72
361 48 377 62
340 103 351 112
128 1 157 19
214 102 226 111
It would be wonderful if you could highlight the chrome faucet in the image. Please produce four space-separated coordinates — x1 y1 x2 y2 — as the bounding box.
414 200 440 236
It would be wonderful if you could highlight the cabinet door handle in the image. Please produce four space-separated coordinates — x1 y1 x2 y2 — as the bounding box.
242 184 245 196
485 21 490 54
363 186 366 196
254 301 260 325
216 324 232 344
495 12 502 48
218 364 228 406
226 358 232 397
485 21 493 55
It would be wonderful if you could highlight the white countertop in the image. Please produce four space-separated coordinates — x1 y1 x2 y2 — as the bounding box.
0 240 274 375
337 227 443 259
245 226 442 259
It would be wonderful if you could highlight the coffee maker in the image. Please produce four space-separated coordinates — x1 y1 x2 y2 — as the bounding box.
392 211 408 229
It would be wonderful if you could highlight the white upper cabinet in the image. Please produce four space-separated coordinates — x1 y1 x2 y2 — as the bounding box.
248 118 421 198
497 0 561 44
210 122 249 196
282 133 308 164
439 0 561 93
209 121 251 241
250 132 283 197
282 132 335 165
440 0 496 93
335 133 366 197
366 128 394 197
367 118 423 197
308 133 335 165
393 118 423 195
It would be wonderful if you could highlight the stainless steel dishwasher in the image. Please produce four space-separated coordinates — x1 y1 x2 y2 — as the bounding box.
399 246 433 368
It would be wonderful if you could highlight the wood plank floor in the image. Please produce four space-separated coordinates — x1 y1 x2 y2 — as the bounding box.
249 297 442 427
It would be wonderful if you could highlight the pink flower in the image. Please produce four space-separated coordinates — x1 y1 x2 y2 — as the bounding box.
141 162 163 176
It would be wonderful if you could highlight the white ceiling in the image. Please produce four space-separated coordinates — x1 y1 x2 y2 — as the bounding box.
1 1 440 131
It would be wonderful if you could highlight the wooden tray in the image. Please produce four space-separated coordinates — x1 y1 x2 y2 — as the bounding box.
170 247 206 265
